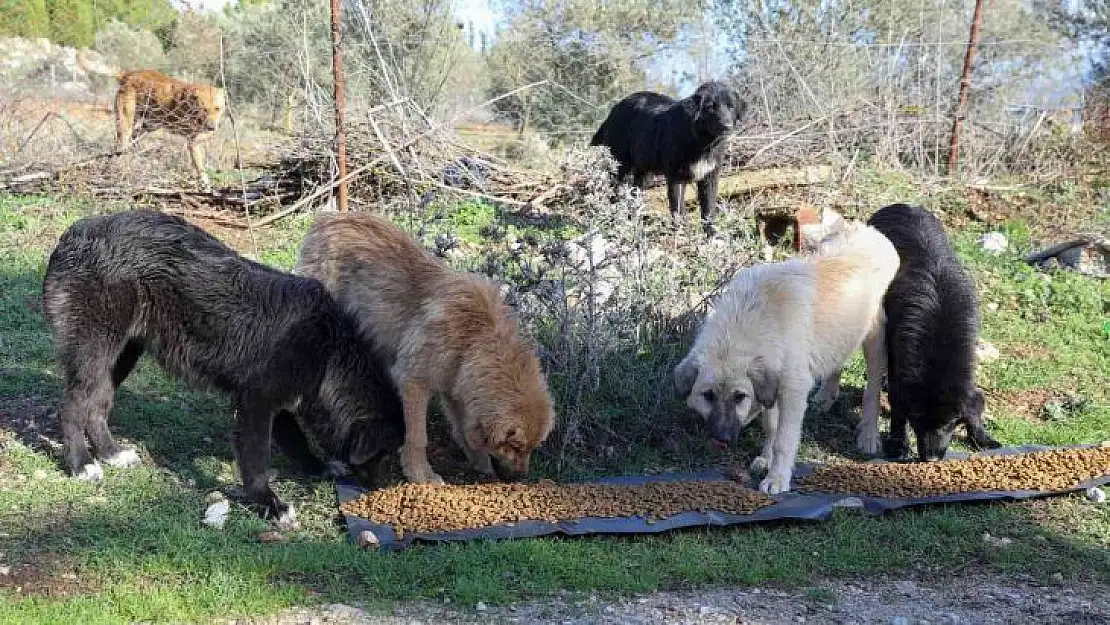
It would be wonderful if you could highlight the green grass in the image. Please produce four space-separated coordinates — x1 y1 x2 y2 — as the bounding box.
1 183 1108 624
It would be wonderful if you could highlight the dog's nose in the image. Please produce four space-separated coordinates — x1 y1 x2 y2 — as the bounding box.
492 458 526 482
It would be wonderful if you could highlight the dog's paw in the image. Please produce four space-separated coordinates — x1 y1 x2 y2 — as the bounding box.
749 455 770 475
759 471 792 495
403 463 445 485
74 461 103 481
856 427 880 456
275 503 298 530
969 432 1002 451
103 447 141 468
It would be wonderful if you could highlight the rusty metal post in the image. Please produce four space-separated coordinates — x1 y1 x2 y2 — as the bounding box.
330 0 349 211
947 0 986 176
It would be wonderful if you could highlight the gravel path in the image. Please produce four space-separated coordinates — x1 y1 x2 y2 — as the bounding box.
235 575 1110 624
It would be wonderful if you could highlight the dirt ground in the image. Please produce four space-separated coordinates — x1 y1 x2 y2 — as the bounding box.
239 575 1110 625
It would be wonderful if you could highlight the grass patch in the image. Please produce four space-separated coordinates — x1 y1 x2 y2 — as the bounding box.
0 181 1107 623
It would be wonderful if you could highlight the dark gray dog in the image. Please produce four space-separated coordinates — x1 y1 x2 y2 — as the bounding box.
590 80 746 233
42 210 404 524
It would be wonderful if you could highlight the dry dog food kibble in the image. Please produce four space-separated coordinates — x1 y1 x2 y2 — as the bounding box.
340 480 775 536
796 447 1110 498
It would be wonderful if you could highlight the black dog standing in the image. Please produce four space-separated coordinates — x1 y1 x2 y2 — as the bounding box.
590 80 746 234
867 203 1001 461
42 210 404 524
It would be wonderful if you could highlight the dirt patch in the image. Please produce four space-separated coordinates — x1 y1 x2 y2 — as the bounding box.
988 388 1059 421
243 575 1110 624
1002 342 1056 361
0 555 94 598
0 395 62 455
964 185 1104 241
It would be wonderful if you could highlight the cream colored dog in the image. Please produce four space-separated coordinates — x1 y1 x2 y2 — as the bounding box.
674 224 899 494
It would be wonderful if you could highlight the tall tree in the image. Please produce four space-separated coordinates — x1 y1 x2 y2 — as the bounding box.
1038 0 1109 82
486 0 704 139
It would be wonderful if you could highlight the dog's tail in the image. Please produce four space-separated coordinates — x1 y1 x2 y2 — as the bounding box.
76 49 122 80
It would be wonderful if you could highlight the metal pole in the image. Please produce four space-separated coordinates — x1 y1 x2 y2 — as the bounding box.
330 0 349 211
947 0 986 176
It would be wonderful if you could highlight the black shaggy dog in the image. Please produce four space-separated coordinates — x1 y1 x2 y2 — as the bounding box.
867 203 1001 461
42 210 404 524
590 80 746 233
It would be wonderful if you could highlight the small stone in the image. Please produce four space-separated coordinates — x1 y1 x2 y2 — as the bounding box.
795 616 806 624
603 605 616 614
475 601 488 612
986 302 999 312
976 341 1001 363
699 606 713 616
61 573 77 580
0 566 9 576
202 500 230 529
1085 487 1106 504
891 617 910 625
894 580 917 594
982 532 1013 547
978 232 1008 254
357 530 380 549
1051 572 1064 583
258 531 287 543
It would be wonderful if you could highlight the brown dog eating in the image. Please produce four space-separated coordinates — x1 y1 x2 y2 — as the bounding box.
296 212 555 484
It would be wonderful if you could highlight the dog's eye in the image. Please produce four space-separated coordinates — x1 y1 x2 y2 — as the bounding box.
702 390 715 402
732 391 747 403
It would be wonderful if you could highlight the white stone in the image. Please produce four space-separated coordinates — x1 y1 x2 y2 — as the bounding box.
202 500 230 529
1086 486 1106 504
978 232 1008 254
976 341 1001 363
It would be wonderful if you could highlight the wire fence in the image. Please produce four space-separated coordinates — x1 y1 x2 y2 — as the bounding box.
0 0 1104 194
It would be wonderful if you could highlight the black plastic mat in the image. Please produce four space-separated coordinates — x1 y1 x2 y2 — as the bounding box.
794 444 1110 515
337 471 839 551
338 444 1108 550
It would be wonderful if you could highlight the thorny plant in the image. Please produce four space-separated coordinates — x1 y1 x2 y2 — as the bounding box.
451 148 761 475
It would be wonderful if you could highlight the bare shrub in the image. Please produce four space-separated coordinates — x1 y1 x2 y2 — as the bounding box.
421 147 760 475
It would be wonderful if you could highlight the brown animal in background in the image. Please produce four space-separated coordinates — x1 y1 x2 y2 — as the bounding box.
77 50 226 189
295 213 556 484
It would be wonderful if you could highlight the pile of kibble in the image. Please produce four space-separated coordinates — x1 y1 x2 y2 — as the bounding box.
340 479 776 537
796 446 1110 498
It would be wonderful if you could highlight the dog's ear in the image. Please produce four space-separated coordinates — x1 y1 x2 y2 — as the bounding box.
673 357 698 398
750 360 780 408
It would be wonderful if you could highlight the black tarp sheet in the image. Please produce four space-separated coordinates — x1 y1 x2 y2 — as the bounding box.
337 444 1109 550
